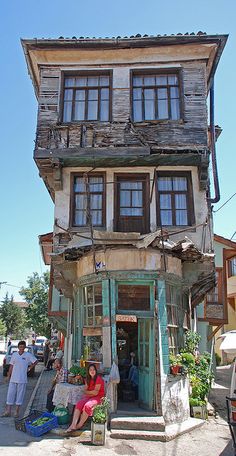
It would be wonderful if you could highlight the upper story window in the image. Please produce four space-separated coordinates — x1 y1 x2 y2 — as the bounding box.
206 269 223 304
71 174 105 228
156 172 194 227
114 174 150 234
228 257 236 277
132 72 180 122
62 74 110 122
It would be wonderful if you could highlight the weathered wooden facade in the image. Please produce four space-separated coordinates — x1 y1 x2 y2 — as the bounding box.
23 32 227 429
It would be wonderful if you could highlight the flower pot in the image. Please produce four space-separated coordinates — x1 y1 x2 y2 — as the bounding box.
91 421 106 445
191 405 208 420
170 365 181 375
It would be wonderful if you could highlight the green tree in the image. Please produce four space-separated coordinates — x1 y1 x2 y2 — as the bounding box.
0 293 27 338
20 271 51 337
0 318 6 336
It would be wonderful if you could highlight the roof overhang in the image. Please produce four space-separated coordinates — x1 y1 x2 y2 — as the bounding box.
21 33 228 99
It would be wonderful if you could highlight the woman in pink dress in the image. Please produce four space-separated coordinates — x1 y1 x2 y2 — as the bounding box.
67 363 105 431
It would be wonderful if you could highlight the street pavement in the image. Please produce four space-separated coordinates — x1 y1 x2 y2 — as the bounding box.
0 355 235 456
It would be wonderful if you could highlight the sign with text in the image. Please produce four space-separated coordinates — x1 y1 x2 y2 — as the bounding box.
116 314 137 323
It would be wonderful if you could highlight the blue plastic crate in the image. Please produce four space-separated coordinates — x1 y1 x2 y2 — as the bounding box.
25 412 58 437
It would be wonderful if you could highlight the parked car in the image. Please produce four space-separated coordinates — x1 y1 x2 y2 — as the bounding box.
35 336 47 361
2 345 35 377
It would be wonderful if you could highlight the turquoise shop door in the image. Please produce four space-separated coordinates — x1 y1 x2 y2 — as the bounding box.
138 318 154 410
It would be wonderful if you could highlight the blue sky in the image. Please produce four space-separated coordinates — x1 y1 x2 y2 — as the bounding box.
0 0 235 300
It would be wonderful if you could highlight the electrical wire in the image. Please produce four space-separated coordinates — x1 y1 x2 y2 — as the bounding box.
213 191 236 213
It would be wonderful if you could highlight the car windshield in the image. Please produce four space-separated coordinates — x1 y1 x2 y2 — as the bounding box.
36 339 45 345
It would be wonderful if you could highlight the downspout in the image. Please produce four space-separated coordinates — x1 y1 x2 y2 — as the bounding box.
209 80 220 204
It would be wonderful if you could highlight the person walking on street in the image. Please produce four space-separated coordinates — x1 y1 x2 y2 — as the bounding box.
44 340 50 368
30 340 38 357
1 340 38 418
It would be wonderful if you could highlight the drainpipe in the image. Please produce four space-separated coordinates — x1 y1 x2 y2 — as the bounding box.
209 80 220 204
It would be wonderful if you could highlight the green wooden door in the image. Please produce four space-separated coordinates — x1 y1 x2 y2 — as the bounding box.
138 318 154 410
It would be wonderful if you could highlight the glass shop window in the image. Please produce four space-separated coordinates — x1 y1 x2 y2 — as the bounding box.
83 284 103 326
83 335 103 362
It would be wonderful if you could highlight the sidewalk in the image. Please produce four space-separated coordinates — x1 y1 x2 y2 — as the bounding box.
28 369 55 412
0 364 234 455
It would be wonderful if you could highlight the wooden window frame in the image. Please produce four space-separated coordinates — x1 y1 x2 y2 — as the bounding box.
228 257 236 278
60 70 112 123
205 268 223 305
131 68 183 123
70 172 106 229
166 283 182 354
83 283 103 327
156 171 195 228
114 173 150 234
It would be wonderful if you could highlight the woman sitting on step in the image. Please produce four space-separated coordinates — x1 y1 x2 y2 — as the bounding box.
66 364 105 432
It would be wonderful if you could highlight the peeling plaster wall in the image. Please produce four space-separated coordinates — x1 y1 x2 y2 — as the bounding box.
161 375 190 424
54 165 210 250
76 248 182 279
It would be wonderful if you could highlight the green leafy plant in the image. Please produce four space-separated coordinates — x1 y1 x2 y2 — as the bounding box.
181 330 201 355
181 352 195 369
69 365 86 377
189 397 206 407
92 397 110 424
169 353 182 366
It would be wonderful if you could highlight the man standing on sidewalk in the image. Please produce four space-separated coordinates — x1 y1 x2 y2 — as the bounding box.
1 340 38 417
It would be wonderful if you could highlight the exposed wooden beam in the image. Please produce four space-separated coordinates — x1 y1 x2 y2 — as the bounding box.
207 323 224 341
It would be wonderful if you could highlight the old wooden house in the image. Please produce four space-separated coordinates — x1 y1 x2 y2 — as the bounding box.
22 32 227 434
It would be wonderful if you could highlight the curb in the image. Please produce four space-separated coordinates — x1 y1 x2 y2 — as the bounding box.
24 367 45 416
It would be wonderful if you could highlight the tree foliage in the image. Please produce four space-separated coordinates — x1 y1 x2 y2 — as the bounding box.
20 271 50 337
0 294 27 338
0 318 7 337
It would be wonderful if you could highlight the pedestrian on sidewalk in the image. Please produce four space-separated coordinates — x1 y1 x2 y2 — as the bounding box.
1 340 38 418
44 340 50 368
46 358 67 412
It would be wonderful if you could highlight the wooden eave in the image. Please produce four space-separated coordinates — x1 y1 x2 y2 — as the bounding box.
38 232 53 265
214 234 236 249
34 147 209 167
21 34 228 99
34 148 209 198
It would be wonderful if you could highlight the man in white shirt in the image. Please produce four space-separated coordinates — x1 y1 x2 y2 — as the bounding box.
2 340 38 417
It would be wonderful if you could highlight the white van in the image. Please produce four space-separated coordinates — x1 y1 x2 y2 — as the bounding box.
35 336 47 361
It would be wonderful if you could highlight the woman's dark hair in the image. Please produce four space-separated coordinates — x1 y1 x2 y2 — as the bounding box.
18 341 26 348
86 363 98 385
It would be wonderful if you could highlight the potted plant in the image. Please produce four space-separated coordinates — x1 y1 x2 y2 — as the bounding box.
189 396 207 419
91 397 110 445
169 354 182 375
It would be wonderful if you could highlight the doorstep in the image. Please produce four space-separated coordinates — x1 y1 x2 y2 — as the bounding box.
110 417 205 442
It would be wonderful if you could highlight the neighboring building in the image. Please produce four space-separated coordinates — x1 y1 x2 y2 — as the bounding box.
14 301 29 309
197 234 236 363
22 32 227 428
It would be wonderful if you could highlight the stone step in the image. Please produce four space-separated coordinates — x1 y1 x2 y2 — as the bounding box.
110 417 205 442
110 429 167 442
110 415 165 431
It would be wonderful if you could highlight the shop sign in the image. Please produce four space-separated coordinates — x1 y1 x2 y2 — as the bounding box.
83 327 102 336
116 314 137 323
